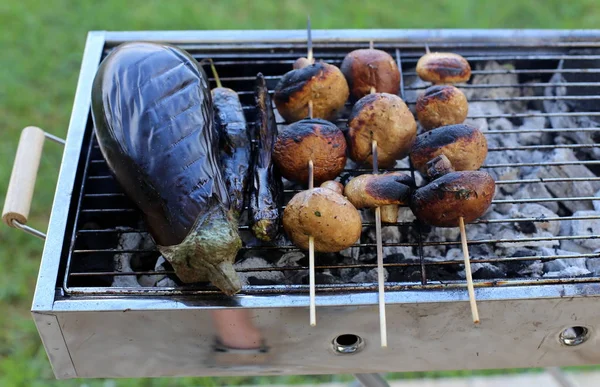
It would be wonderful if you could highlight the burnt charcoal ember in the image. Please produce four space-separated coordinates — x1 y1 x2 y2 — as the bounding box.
350 268 388 283
387 259 424 283
465 62 524 111
519 261 544 278
138 256 177 287
466 263 507 280
112 227 157 288
276 251 305 268
294 271 343 285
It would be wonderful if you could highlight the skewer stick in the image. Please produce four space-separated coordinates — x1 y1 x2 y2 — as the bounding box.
372 140 388 347
425 44 431 54
306 95 316 326
459 216 480 324
369 40 374 50
306 16 313 64
308 159 316 326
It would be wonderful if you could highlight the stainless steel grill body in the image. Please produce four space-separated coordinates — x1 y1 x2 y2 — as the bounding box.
32 29 600 379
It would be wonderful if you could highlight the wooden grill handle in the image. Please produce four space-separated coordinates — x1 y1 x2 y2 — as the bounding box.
2 126 47 229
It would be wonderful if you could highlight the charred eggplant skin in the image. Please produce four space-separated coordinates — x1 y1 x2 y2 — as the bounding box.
250 73 283 242
91 42 242 294
213 87 251 218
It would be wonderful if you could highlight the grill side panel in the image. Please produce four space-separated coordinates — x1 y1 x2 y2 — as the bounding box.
53 297 600 379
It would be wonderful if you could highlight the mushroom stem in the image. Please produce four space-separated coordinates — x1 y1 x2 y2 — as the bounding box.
372 140 388 347
459 216 480 324
308 159 316 326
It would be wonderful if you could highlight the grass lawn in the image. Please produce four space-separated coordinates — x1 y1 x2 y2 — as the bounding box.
1 0 600 385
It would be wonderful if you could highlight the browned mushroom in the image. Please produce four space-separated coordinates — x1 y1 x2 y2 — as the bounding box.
410 171 495 227
273 62 349 123
344 172 413 209
410 124 487 175
347 93 417 169
416 52 471 84
283 187 362 252
320 180 344 195
416 85 468 130
340 48 400 101
273 118 347 185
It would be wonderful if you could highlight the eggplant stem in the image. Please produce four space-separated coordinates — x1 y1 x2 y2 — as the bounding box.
205 58 222 88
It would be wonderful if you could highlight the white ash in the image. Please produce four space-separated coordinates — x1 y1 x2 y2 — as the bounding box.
560 211 600 253
112 229 152 288
519 261 544 278
523 149 600 213
465 62 524 109
594 189 600 212
276 251 305 267
544 266 591 278
544 72 600 160
517 114 550 145
586 258 600 276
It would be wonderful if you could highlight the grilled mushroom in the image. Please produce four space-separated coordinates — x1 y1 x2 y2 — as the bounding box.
416 52 471 84
273 118 347 185
347 92 417 169
411 171 495 227
416 85 468 130
344 172 413 209
320 180 344 195
410 124 487 175
340 48 400 100
273 62 349 123
283 188 362 252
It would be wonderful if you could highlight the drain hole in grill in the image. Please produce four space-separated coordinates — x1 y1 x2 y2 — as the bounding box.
559 326 590 346
332 334 364 354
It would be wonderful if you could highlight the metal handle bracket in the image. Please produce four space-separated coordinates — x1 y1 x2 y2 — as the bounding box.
2 126 65 240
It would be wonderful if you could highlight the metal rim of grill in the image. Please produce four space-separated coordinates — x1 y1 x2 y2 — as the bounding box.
48 29 600 299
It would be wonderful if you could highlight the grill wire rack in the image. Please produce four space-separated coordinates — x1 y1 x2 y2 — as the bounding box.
61 37 600 297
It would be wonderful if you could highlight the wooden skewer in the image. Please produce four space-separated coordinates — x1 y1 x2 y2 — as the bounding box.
308 159 316 326
459 216 480 324
372 139 388 347
306 15 313 64
369 40 374 50
425 44 431 54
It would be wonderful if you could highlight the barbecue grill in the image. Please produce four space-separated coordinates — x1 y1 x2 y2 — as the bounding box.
4 29 600 382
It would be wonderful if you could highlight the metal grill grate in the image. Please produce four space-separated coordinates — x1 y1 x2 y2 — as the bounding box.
62 39 600 296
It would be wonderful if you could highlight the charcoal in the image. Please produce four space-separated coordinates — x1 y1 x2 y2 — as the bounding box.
523 149 600 213
340 246 361 261
468 263 507 280
509 203 561 236
517 114 550 145
138 256 173 287
512 183 559 213
544 72 600 160
247 277 279 285
544 266 591 278
276 251 305 267
446 248 463 261
560 210 600 252
351 268 388 284
586 258 600 276
594 189 600 212
234 257 285 286
543 257 588 273
519 261 544 277
465 62 523 109
112 229 148 288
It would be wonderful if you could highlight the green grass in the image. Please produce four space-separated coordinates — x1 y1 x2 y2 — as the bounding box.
2 0 600 385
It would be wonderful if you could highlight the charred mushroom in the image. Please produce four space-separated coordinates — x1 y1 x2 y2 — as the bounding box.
416 85 468 130
273 118 347 185
416 52 471 84
411 171 495 227
340 48 400 100
273 62 349 123
344 172 413 209
410 124 487 175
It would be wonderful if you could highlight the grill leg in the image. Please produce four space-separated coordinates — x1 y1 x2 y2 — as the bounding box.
352 373 390 387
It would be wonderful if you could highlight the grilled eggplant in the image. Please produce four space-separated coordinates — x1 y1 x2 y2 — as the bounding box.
213 87 251 218
91 42 242 296
250 73 282 242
